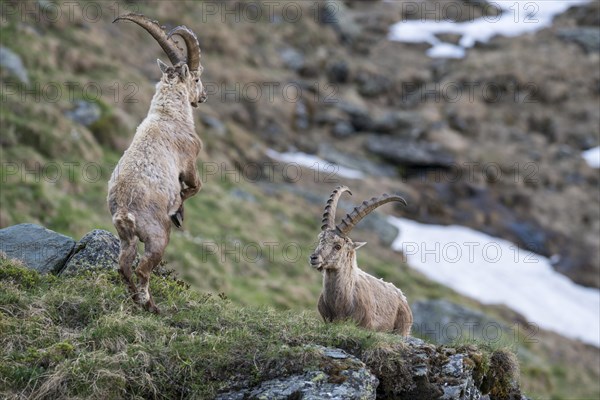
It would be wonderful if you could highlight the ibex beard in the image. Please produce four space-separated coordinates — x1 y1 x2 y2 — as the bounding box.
107 14 207 313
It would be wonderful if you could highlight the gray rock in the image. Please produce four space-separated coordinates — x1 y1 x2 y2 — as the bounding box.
279 47 305 71
319 143 398 177
337 102 375 132
366 135 455 168
326 60 350 83
355 71 390 98
443 354 464 378
295 101 310 131
229 188 257 203
331 120 355 138
557 28 600 53
505 221 547 254
65 100 101 127
0 223 75 274
412 299 510 345
373 111 426 139
319 0 362 43
61 229 132 275
201 114 226 136
0 46 29 85
217 345 378 400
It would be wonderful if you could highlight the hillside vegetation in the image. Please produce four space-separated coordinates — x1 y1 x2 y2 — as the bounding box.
1 0 599 398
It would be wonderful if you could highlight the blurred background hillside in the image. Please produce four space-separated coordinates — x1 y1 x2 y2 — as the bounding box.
1 0 599 398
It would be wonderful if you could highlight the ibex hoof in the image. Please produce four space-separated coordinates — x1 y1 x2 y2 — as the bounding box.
145 301 160 314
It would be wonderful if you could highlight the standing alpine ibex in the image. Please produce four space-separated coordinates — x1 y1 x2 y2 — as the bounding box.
108 14 207 313
310 186 413 335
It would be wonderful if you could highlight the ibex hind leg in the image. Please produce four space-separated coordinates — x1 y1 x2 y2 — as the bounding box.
136 222 170 314
113 212 139 300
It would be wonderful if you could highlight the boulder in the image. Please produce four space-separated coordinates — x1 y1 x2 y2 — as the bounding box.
279 47 305 71
0 223 75 274
355 71 391 98
318 143 398 177
61 229 132 275
366 135 455 168
0 46 29 85
372 111 426 139
326 60 350 83
217 345 378 400
65 100 101 127
411 299 510 345
331 120 355 138
200 114 226 136
337 102 375 132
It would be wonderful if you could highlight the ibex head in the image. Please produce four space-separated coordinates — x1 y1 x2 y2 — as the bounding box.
309 186 407 272
114 13 207 107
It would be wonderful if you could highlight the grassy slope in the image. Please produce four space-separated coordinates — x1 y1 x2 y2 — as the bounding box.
0 258 502 399
1 1 598 398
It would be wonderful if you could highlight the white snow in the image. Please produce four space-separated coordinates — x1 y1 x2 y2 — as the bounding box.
389 0 591 58
265 149 365 180
388 216 600 347
582 146 600 169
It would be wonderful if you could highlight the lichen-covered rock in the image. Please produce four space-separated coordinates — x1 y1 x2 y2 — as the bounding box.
0 223 75 274
61 229 133 275
364 337 523 400
217 345 378 400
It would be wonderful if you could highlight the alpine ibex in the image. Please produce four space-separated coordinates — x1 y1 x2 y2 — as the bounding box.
108 14 207 313
310 186 413 335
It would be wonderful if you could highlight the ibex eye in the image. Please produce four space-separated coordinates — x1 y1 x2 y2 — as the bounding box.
334 244 341 251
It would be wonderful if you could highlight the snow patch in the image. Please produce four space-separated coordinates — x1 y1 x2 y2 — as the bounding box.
265 149 365 180
388 216 600 347
582 146 600 169
389 1 591 59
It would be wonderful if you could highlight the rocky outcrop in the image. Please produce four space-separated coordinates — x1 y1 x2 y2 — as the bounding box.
217 338 525 400
557 28 600 54
0 223 75 274
366 135 455 168
217 346 378 400
61 229 130 275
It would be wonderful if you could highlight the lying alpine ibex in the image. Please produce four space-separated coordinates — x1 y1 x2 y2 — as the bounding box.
108 14 207 313
310 187 413 335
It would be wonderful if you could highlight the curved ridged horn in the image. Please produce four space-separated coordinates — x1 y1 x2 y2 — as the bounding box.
167 25 201 71
321 186 352 231
113 13 184 66
337 193 407 235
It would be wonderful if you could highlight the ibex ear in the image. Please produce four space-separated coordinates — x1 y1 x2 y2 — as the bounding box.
157 59 169 74
353 242 366 250
180 63 189 79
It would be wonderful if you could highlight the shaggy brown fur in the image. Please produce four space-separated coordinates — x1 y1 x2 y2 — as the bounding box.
310 188 413 335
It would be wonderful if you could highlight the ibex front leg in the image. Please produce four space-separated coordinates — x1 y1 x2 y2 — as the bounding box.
171 162 201 228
